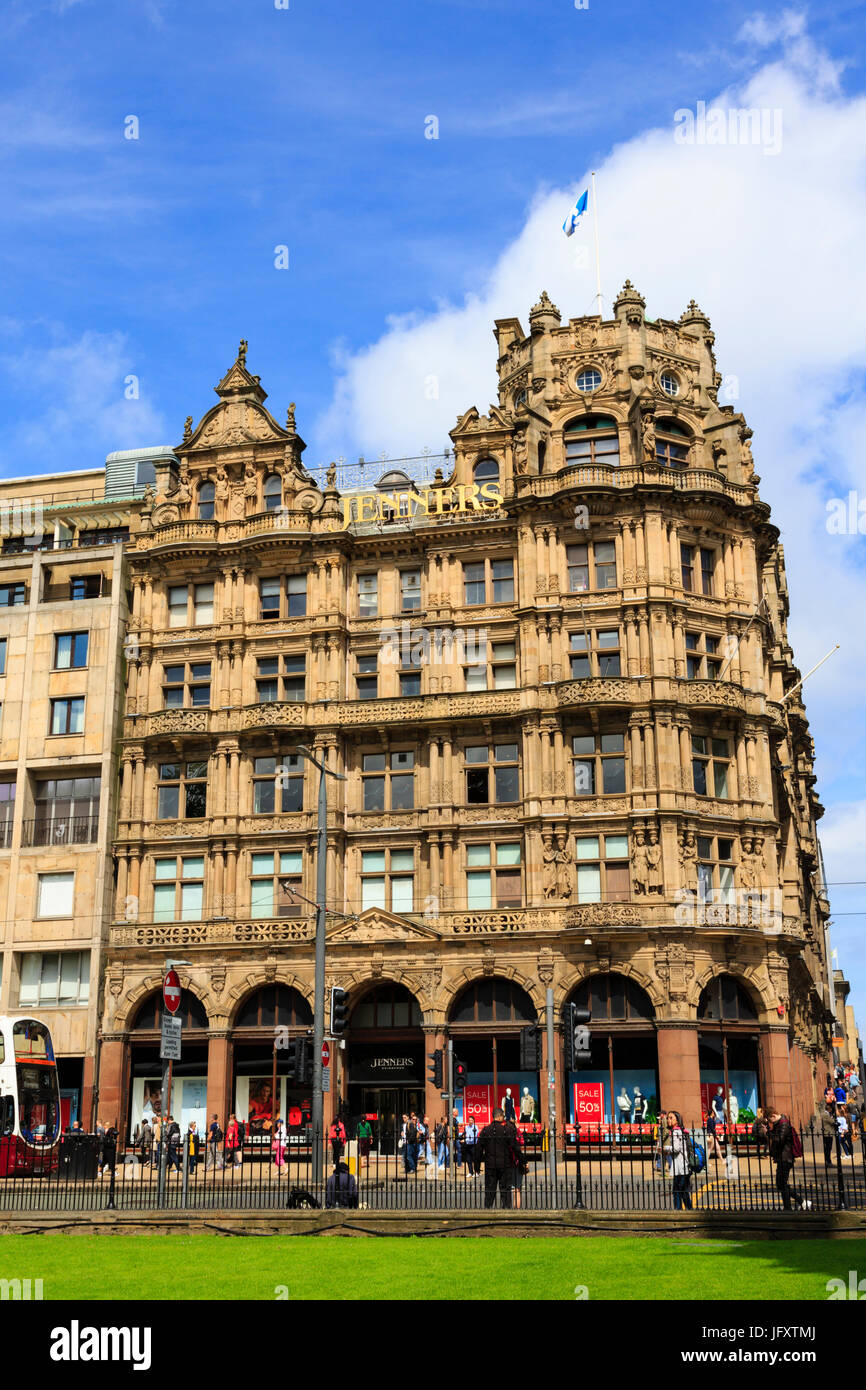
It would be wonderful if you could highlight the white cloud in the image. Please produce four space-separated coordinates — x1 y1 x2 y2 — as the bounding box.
0 328 167 472
313 15 866 793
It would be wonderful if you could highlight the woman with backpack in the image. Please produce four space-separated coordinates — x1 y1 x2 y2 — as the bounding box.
664 1110 693 1211
225 1114 243 1168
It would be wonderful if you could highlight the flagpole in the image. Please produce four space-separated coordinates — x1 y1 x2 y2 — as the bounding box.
591 170 602 318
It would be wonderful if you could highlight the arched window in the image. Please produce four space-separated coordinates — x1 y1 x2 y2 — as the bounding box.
564 416 620 466
131 989 208 1031
473 458 500 485
450 977 536 1024
569 973 654 1023
263 474 282 512
351 984 422 1029
698 975 757 1023
235 985 312 1029
655 419 690 466
197 482 215 520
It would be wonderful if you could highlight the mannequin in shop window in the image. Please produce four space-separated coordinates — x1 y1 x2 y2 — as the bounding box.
617 1087 632 1126
632 1087 648 1123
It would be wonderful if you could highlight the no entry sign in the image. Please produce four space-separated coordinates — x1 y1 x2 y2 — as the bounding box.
321 1042 330 1067
163 968 181 1015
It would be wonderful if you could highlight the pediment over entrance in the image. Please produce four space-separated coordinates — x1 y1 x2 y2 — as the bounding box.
327 909 441 944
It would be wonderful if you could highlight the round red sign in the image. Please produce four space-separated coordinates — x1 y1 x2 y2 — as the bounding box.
321 1042 330 1067
163 968 181 1015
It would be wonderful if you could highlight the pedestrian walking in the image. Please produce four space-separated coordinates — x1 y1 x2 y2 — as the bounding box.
511 1126 528 1209
152 1115 162 1170
419 1114 432 1168
664 1111 693 1211
463 1118 479 1175
768 1110 809 1210
95 1119 106 1177
451 1109 462 1168
139 1117 153 1168
225 1114 243 1168
206 1114 224 1170
328 1118 346 1165
751 1108 770 1158
272 1117 287 1169
836 1106 853 1157
706 1109 725 1163
655 1110 671 1176
187 1122 200 1173
819 1105 836 1166
435 1117 449 1171
166 1115 182 1173
478 1107 521 1209
403 1112 420 1174
356 1116 372 1169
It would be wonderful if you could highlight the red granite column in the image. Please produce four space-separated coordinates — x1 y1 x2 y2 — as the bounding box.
656 1024 702 1126
96 1038 126 1132
206 1032 232 1130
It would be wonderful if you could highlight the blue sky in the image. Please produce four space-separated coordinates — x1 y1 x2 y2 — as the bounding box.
1 0 865 1028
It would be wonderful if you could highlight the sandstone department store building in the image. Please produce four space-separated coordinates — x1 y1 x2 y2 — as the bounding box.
84 285 837 1139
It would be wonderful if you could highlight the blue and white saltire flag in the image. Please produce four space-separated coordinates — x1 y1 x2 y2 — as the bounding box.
562 189 589 237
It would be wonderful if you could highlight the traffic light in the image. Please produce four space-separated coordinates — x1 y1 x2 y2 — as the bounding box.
330 986 349 1036
428 1049 443 1089
564 1003 592 1070
297 1037 313 1086
453 1060 468 1091
519 1025 542 1071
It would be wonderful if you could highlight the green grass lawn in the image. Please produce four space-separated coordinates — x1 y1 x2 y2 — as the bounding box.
0 1234 861 1300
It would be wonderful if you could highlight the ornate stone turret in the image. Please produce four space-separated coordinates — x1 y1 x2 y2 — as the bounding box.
680 299 711 331
613 280 646 326
529 290 562 334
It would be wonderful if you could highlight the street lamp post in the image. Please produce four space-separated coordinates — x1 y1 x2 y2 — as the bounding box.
294 744 345 1185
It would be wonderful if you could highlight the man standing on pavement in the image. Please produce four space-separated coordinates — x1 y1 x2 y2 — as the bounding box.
478 1107 521 1208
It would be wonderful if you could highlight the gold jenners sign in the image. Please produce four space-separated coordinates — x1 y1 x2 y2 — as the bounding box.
341 481 502 528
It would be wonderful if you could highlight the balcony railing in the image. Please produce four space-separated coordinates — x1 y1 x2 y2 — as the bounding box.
22 815 100 847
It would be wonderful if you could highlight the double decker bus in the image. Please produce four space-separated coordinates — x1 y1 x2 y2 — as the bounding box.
0 1016 61 1175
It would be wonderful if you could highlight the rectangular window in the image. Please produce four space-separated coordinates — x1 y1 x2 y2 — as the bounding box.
570 629 621 679
696 836 735 904
70 575 102 601
260 577 281 620
466 842 522 909
0 638 7 675
575 833 630 903
0 583 26 607
157 762 207 820
700 548 715 597
286 574 307 617
19 951 89 1005
361 750 414 811
193 583 214 625
573 732 626 796
37 872 74 918
465 743 519 804
168 585 187 627
401 570 421 612
249 851 303 918
54 632 89 669
568 541 617 592
463 557 514 606
0 779 14 848
464 639 518 692
162 662 210 709
356 653 378 699
49 697 85 735
692 735 731 799
153 857 204 922
358 573 378 617
361 848 414 912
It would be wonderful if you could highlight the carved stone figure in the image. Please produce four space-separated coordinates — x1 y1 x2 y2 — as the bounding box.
214 466 230 507
645 824 663 895
243 463 258 511
326 462 337 488
678 830 698 887
542 842 558 899
631 827 648 895
641 412 656 464
555 835 574 900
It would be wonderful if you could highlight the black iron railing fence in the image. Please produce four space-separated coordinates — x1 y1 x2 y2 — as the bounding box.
1 1121 863 1214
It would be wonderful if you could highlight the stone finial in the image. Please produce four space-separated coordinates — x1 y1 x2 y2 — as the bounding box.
183 415 193 441
286 402 296 434
238 338 248 367
680 299 711 329
529 289 561 325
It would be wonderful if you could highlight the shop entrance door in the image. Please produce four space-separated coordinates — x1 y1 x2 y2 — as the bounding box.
355 1087 425 1154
